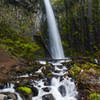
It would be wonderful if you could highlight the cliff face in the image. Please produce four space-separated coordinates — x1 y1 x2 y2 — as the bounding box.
0 0 46 61
0 0 41 38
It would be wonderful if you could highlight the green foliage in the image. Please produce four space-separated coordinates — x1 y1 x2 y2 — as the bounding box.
17 86 32 94
70 64 81 78
81 62 100 70
62 41 69 48
47 73 52 76
89 93 100 100
0 20 45 61
70 60 100 79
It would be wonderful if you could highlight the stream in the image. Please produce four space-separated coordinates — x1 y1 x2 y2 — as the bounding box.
0 60 78 100
32 60 78 100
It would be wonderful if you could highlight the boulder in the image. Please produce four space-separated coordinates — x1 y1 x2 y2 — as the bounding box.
42 94 55 100
0 83 5 89
31 86 38 97
7 93 17 100
16 86 35 100
58 85 66 97
1 92 17 100
42 87 51 92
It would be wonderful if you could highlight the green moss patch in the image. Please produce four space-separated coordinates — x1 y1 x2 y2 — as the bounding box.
88 93 100 100
70 61 100 79
17 86 32 94
0 20 45 61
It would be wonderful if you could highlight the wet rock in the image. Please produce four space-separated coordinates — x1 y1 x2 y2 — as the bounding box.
31 86 38 97
64 73 69 78
54 70 61 73
42 94 55 100
44 81 50 86
0 83 11 89
0 94 7 100
1 92 17 100
42 65 52 76
20 94 32 100
0 83 5 89
44 78 51 86
42 87 51 92
7 93 17 100
16 86 38 100
17 86 32 95
38 73 45 79
58 85 66 97
60 76 64 81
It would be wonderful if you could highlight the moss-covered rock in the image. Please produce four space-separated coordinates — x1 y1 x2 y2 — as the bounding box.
16 86 34 100
17 86 32 94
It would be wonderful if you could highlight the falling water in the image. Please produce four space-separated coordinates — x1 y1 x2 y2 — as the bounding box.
0 1 78 100
43 0 65 59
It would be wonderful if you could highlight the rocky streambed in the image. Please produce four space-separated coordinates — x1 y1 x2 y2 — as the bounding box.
0 57 100 100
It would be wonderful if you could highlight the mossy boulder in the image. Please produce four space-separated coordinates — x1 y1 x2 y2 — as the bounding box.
17 86 32 94
16 86 33 100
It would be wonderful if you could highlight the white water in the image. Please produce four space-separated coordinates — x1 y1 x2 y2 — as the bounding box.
0 61 78 100
32 79 77 100
0 84 22 100
32 1 78 99
0 1 78 99
32 61 78 100
43 0 65 59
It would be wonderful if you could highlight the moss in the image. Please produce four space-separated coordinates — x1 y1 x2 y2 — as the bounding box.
82 62 100 70
70 64 81 78
47 73 52 76
0 20 45 61
96 71 100 76
70 60 100 80
75 61 100 70
88 93 100 100
69 60 100 99
17 86 32 94
80 73 87 80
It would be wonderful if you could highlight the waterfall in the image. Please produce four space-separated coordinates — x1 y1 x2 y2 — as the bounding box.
43 0 65 59
0 1 78 100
